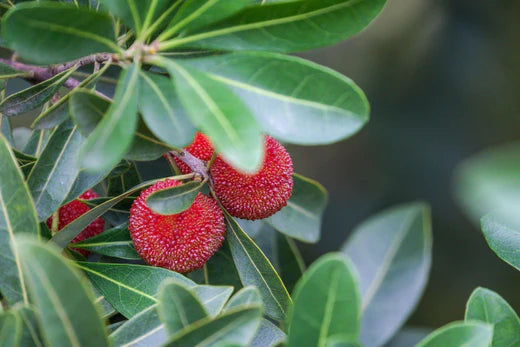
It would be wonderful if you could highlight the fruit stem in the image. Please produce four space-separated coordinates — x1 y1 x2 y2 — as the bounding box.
51 210 60 235
169 150 210 181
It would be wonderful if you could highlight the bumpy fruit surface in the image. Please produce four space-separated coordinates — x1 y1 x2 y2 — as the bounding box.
211 136 293 220
46 190 105 255
128 179 225 273
173 132 214 174
177 132 294 220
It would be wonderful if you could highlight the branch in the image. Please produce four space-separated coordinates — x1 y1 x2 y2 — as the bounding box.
169 150 210 182
0 54 115 99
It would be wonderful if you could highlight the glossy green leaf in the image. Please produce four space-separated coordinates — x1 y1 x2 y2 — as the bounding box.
194 285 233 317
69 88 110 137
0 135 39 305
76 262 194 318
482 213 520 268
287 253 361 347
72 222 140 260
181 52 369 145
416 321 492 347
0 62 30 79
107 160 142 197
204 240 243 290
465 287 520 346
225 286 262 311
342 203 432 347
455 141 520 226
100 0 171 35
14 305 42 347
267 174 328 243
0 68 75 117
159 0 386 53
124 120 171 161
2 2 119 64
162 0 251 37
158 279 208 336
274 232 305 293
164 306 262 347
13 236 110 347
63 166 112 205
79 63 140 172
27 120 85 221
153 56 263 173
138 71 195 148
251 319 286 347
225 213 291 321
1 117 13 146
0 311 22 347
110 305 168 347
33 64 112 130
146 181 203 215
22 129 50 157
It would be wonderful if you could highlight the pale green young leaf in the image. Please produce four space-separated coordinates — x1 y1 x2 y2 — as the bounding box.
416 321 492 347
341 203 432 347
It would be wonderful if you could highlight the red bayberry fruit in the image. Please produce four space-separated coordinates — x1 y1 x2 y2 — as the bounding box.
173 132 293 219
46 190 105 256
173 132 214 174
128 179 226 273
211 136 293 220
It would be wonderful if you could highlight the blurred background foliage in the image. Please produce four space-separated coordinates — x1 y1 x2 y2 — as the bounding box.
5 0 520 330
291 0 520 328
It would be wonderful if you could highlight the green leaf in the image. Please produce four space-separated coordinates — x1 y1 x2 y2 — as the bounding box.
287 253 361 347
14 305 42 347
465 287 520 346
455 141 520 226
2 2 119 64
1 117 14 146
22 129 50 157
267 174 327 243
110 305 168 347
0 62 30 79
69 88 111 137
251 319 286 347
107 160 142 196
194 285 233 317
63 166 112 205
138 71 195 148
99 0 171 35
274 232 305 293
481 214 520 272
204 240 243 290
225 213 291 321
0 311 22 347
146 180 203 215
162 0 252 37
341 202 432 347
27 120 85 221
79 63 140 172
153 56 264 173
181 52 370 145
0 135 39 305
32 63 112 129
158 279 208 336
72 222 141 260
0 68 75 117
225 286 262 311
416 321 492 347
76 262 194 318
164 306 262 347
325 335 361 347
159 0 386 53
124 120 171 161
13 236 110 347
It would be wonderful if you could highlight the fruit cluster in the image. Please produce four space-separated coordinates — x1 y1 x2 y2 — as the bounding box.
52 133 293 273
